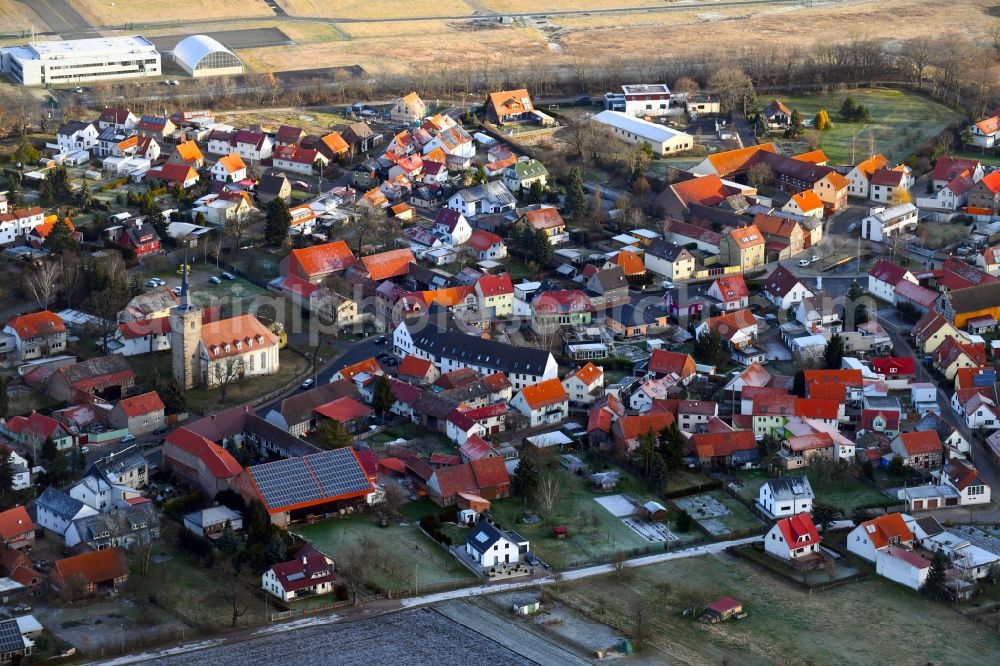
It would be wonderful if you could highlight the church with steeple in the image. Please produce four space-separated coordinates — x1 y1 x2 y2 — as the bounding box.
170 262 281 389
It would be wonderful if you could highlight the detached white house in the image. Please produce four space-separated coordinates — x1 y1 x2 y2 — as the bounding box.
861 204 918 242
847 513 914 563
875 548 930 591
34 487 98 538
757 476 814 518
591 110 693 156
764 513 821 561
464 519 530 568
433 208 473 245
510 378 569 428
262 548 335 602
762 265 814 310
210 153 247 183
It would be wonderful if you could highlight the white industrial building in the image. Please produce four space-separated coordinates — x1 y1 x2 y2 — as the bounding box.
591 111 693 156
171 35 243 77
0 36 160 86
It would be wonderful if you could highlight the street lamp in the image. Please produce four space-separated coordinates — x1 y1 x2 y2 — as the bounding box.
414 563 420 596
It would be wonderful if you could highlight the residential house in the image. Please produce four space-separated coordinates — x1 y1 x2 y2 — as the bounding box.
939 281 1000 329
969 171 1000 215
611 412 676 458
390 92 427 123
647 399 717 432
0 207 45 246
861 395 902 436
695 309 763 365
464 519 529 568
257 172 292 205
426 457 510 507
3 311 67 361
340 121 381 153
272 145 327 176
183 505 243 540
210 153 247 183
262 547 335 602
34 487 98 537
562 363 604 407
484 89 538 125
605 302 670 339
867 259 917 304
754 213 807 260
287 241 356 284
503 158 548 192
116 219 160 257
108 391 165 436
890 431 944 469
468 230 508 261
0 507 34 552
719 225 765 270
846 154 890 198
50 548 129 596
687 429 758 468
646 349 697 384
274 124 306 147
447 182 517 218
98 107 137 131
587 266 630 301
782 190 824 218
762 264 814 309
145 162 199 189
707 275 750 312
933 336 986 380
135 115 175 142
847 513 915 563
764 513 821 561
510 378 569 428
913 310 962 354
757 476 814 519
643 239 695 281
65 503 159 551
55 120 99 155
433 208 473 245
940 458 991 506
531 290 593 331
861 204 918 242
968 114 1000 149
163 428 244 497
763 99 792 128
475 273 514 318
167 140 205 169
868 166 912 204
3 411 74 452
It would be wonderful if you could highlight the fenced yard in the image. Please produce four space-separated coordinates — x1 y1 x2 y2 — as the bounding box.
735 467 896 515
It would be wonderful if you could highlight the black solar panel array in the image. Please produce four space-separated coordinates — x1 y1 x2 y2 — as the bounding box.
0 619 24 654
250 448 371 511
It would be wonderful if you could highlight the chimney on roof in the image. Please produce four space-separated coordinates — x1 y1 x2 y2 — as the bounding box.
302 555 307 566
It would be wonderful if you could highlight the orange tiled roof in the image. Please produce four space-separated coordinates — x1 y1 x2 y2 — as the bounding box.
706 143 777 177
420 285 475 308
566 362 603 386
32 218 75 239
216 153 246 173
612 251 646 276
338 357 382 382
791 149 829 165
791 190 823 212
727 225 764 249
117 391 165 417
6 310 65 338
320 132 349 155
54 547 128 585
519 378 568 410
858 513 913 549
522 207 565 230
291 241 356 277
671 174 731 207
398 355 434 379
0 506 34 541
488 89 534 117
854 154 890 178
975 116 1000 136
174 140 203 163
822 171 850 190
201 314 280 360
361 248 414 281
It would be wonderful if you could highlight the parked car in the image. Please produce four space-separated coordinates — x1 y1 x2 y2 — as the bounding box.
13 603 31 613
221 272 236 280
80 446 89 455
373 335 387 345
144 279 158 288
209 276 222 284
810 255 821 263
798 259 810 267
301 378 315 389
121 435 136 444
172 286 182 296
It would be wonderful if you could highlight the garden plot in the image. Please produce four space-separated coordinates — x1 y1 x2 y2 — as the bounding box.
622 517 677 543
593 494 636 517
674 493 732 537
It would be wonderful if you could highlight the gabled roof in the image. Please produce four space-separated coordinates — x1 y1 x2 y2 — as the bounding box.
791 149 829 165
703 143 778 177
764 99 792 117
894 279 939 309
201 314 280 361
789 190 824 212
647 349 696 379
775 513 821 550
54 547 128 585
164 427 243 479
565 362 603 386
0 506 34 541
173 140 204 163
268 546 334 592
614 412 675 443
59 355 135 391
944 458 985 492
853 154 890 179
6 310 65 339
712 274 749 302
857 513 913 549
520 206 564 231
870 167 905 187
931 156 980 182
434 208 466 232
670 174 732 208
486 89 534 117
726 225 764 249
611 250 646 276
977 170 1000 194
314 396 374 422
215 153 245 174
895 430 943 456
518 378 569 410
151 162 198 184
360 248 414 281
468 229 505 253
764 264 810 299
246 448 373 514
803 369 863 387
337 357 382 382
689 430 756 459
398 355 435 379
291 240 356 277
945 281 1000 315
117 391 164 417
476 273 513 297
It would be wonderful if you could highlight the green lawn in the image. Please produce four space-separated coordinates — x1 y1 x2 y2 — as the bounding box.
736 467 895 514
770 88 962 163
488 467 695 569
554 555 1000 664
951 147 1000 167
292 515 475 591
4 383 60 417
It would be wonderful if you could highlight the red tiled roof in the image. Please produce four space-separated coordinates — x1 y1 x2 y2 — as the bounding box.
483 372 513 392
54 547 128 585
796 398 839 419
869 259 911 286
775 513 820 550
897 430 943 456
0 506 34 541
616 413 676 442
690 430 756 458
291 241 356 277
803 369 863 387
931 156 980 182
6 310 65 339
468 229 505 253
648 349 696 379
566 362 603 386
117 391 164 417
165 427 243 479
808 383 846 402
713 274 749 302
119 317 171 339
314 396 374 422
398 355 434 379
872 357 916 376
705 143 778 177
521 207 565 231
476 273 513 297
670 174 732 208
269 547 334 592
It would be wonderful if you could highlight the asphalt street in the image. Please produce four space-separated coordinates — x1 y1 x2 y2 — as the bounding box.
17 0 96 38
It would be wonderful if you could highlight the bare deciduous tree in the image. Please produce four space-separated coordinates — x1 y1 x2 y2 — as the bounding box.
210 356 246 403
535 472 565 522
24 260 60 309
213 560 251 628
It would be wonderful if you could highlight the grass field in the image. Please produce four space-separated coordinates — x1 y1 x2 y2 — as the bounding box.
482 0 672 11
293 515 476 590
555 555 1000 664
69 0 273 26
180 348 310 411
0 0 42 33
277 0 471 19
768 88 962 164
142 20 342 44
736 468 895 514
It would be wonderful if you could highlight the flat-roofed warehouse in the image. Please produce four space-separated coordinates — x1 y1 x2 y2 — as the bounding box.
171 35 244 78
591 110 694 156
0 36 160 86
